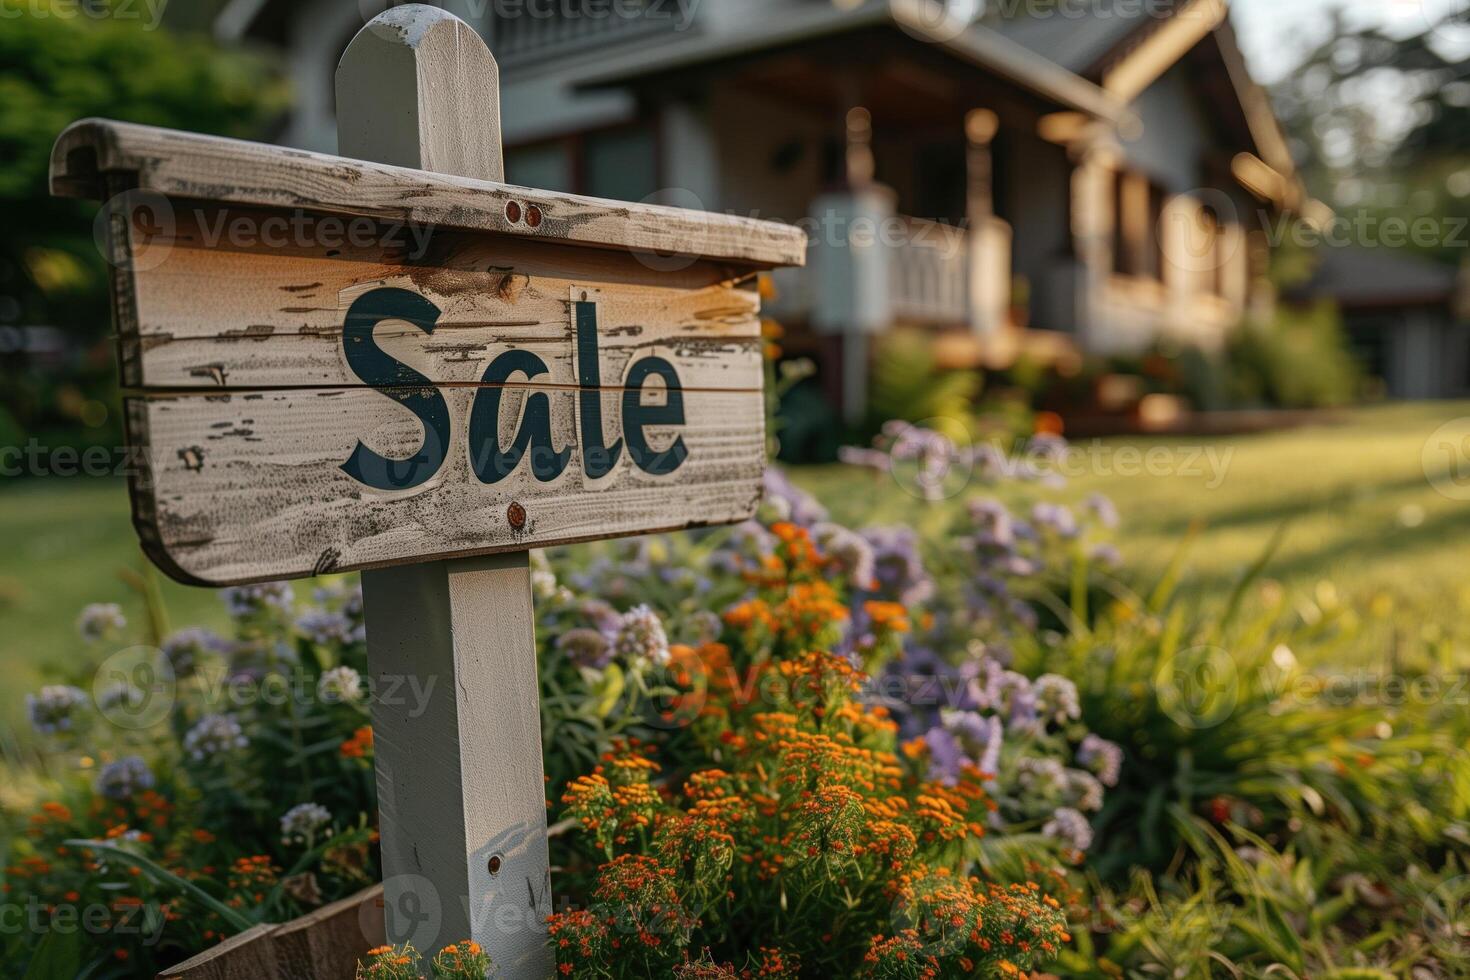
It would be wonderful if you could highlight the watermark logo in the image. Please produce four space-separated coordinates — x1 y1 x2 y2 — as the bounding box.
891 0 987 43
1155 644 1239 729
91 188 437 272
92 646 175 730
1423 417 1470 500
1160 188 1244 277
372 874 445 953
358 0 702 35
0 0 168 30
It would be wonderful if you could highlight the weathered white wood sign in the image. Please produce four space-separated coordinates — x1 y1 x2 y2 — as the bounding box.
51 107 801 589
50 6 803 979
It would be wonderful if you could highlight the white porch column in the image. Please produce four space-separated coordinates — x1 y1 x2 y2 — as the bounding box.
965 109 1010 336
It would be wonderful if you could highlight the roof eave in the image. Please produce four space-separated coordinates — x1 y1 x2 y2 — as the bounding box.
573 3 1126 123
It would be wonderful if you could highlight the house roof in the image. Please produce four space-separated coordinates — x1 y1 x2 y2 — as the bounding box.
985 6 1150 76
213 0 1297 195
570 2 1129 122
1290 247 1460 311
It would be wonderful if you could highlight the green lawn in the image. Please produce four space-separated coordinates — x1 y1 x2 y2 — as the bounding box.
3 402 1469 736
797 401 1470 644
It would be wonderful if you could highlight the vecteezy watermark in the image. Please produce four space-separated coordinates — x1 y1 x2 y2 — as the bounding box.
1154 644 1239 730
0 442 144 480
0 895 167 944
1265 209 1470 253
890 0 1212 44
94 646 177 731
93 190 438 273
1277 669 1470 710
0 0 168 30
1423 417 1470 501
1046 441 1234 488
358 0 701 33
372 874 445 953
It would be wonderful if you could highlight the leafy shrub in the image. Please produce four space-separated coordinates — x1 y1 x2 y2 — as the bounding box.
1224 303 1363 408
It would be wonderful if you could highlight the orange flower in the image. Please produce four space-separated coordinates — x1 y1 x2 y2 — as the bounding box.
863 600 911 634
340 725 374 759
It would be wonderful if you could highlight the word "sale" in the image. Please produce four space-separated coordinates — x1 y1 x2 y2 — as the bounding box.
340 287 688 492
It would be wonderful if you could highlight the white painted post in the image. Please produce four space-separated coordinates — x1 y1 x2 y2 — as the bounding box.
336 8 554 977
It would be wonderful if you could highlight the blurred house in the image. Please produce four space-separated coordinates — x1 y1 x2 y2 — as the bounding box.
216 0 1302 421
1287 246 1470 400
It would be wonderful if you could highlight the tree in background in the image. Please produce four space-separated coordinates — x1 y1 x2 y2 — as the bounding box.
0 0 287 452
1269 5 1470 266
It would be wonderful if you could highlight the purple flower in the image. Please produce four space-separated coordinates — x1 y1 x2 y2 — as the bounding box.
557 628 613 669
183 713 247 761
1078 734 1123 787
761 467 828 526
160 627 230 678
968 498 1016 548
26 685 89 735
1067 769 1106 811
684 610 723 645
223 582 294 619
1042 806 1094 852
1031 502 1079 539
861 526 934 606
813 522 876 591
296 609 356 646
94 756 155 800
1085 493 1120 529
944 710 1004 782
577 598 623 634
1033 674 1081 727
77 603 126 642
610 604 669 665
924 726 966 785
280 802 333 844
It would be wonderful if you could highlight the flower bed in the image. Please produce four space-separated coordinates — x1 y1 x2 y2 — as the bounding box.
6 426 1470 978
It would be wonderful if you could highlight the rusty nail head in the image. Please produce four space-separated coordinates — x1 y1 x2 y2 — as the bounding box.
488 854 503 876
505 200 522 223
507 501 526 529
526 204 542 228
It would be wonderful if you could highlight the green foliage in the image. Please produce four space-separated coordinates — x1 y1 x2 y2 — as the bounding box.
2 581 378 975
1224 303 1363 408
867 329 982 440
0 1 287 445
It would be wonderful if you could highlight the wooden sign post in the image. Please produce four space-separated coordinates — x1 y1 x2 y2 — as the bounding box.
50 5 804 976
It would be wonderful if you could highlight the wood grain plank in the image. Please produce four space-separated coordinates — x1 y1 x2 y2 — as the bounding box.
269 885 386 980
51 118 808 269
129 384 764 585
155 923 280 980
114 205 763 391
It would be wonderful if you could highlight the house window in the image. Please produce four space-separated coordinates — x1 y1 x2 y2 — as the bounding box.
505 124 660 203
1112 169 1165 281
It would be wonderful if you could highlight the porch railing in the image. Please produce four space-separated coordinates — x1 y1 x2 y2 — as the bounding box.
802 190 1011 337
889 217 969 325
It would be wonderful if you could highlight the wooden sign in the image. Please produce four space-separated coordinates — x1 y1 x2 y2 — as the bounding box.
50 120 804 587
54 7 806 976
